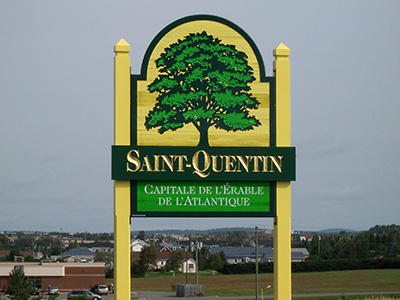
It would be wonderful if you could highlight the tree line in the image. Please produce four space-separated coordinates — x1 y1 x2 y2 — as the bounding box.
2 225 399 276
295 224 400 260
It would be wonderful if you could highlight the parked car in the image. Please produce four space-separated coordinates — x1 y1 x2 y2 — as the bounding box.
48 286 59 294
30 287 40 295
90 285 108 295
67 290 102 300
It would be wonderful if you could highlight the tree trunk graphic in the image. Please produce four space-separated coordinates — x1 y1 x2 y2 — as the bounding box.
198 126 210 147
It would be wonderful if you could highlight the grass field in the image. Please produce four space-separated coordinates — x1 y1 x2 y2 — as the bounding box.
117 269 400 297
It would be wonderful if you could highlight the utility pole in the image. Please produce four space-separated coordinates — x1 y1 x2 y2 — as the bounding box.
255 226 259 300
318 236 321 257
185 246 188 284
196 237 199 285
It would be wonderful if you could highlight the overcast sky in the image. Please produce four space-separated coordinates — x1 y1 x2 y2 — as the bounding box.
1 1 399 234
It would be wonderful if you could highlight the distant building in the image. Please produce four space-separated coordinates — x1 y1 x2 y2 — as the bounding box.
131 250 193 272
0 262 105 292
180 258 196 274
60 238 84 248
206 247 308 263
0 250 43 261
298 233 314 242
80 242 114 254
56 247 95 263
131 239 150 252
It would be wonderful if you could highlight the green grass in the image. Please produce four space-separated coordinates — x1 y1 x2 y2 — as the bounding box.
221 295 400 300
108 269 400 298
294 296 400 300
134 269 219 278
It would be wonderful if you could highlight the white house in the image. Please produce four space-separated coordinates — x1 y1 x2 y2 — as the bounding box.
131 239 150 252
180 258 197 274
207 247 307 264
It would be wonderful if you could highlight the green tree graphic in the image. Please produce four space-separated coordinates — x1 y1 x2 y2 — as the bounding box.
145 31 261 146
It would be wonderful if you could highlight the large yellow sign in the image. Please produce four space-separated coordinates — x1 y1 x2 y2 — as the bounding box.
113 15 293 300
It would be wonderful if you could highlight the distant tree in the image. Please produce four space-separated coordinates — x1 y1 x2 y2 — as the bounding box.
336 236 356 259
197 247 208 271
136 231 146 241
354 231 373 258
146 31 260 147
66 241 78 251
37 236 63 256
95 233 113 242
207 252 225 271
6 249 21 262
225 231 249 247
14 235 35 252
36 236 53 256
23 255 36 262
0 234 9 250
139 244 157 271
131 260 146 277
166 250 184 272
49 239 63 256
369 224 400 235
6 266 34 300
387 228 400 257
94 250 113 271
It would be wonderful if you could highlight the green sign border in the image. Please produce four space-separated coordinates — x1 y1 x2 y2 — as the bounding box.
111 15 296 218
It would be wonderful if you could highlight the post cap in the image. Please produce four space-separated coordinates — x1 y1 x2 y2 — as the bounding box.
114 39 130 53
273 43 290 57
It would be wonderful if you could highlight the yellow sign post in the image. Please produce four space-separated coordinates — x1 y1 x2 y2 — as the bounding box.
114 39 131 300
273 43 292 300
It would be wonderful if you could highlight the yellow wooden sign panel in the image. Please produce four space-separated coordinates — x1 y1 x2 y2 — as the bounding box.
136 20 270 147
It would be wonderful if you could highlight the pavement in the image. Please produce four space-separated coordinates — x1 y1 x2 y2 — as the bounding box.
2 290 400 300
133 291 263 299
133 290 400 299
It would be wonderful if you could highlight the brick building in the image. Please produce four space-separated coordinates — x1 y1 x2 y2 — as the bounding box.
0 262 105 292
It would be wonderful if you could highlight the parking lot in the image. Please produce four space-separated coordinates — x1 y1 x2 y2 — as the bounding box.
0 293 116 300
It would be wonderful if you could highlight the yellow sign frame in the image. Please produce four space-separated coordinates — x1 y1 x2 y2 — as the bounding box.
114 15 292 300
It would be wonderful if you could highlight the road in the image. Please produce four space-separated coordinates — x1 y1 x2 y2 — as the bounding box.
132 290 400 299
2 290 399 300
97 291 400 299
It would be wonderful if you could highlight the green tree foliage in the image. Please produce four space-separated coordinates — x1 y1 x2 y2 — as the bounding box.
136 231 146 241
94 233 113 242
131 260 146 277
6 249 21 261
369 224 400 235
94 250 113 273
223 231 250 247
66 241 78 251
304 225 400 260
14 235 35 251
49 239 63 256
387 228 400 257
94 250 113 264
146 31 260 146
139 244 157 271
197 247 208 271
0 234 9 250
6 266 34 300
36 236 63 256
207 252 225 271
23 255 36 262
166 250 184 272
